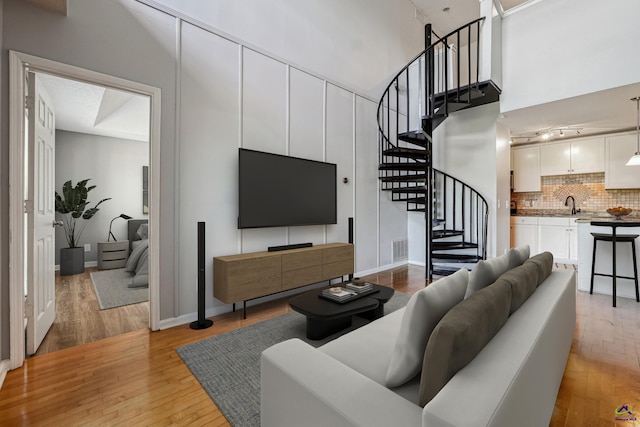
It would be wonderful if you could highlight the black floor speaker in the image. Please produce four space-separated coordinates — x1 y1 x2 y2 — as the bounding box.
348 217 354 280
190 221 213 330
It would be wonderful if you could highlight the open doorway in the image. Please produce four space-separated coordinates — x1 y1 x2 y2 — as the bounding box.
9 51 161 368
27 71 151 356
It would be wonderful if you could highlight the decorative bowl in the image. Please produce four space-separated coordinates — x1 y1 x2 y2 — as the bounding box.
606 206 632 219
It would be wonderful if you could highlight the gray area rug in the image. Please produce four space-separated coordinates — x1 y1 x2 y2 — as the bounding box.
89 268 149 310
177 290 411 427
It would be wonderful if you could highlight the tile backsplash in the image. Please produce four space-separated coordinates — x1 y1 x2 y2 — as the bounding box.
511 173 640 213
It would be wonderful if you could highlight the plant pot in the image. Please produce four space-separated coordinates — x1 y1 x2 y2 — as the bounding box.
60 247 85 275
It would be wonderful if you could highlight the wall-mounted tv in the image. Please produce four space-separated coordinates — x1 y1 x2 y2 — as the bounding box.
238 148 337 229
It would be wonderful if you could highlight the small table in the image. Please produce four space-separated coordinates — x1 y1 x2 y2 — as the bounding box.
97 240 129 270
289 284 394 340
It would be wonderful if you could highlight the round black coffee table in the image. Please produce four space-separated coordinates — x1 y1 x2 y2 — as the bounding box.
289 284 395 340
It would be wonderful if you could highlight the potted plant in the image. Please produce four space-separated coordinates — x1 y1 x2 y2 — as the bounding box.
55 179 110 275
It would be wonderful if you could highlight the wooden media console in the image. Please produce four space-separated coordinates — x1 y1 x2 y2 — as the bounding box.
213 243 354 318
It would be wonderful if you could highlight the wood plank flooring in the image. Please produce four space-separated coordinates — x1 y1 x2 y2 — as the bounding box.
1 264 639 426
35 267 149 356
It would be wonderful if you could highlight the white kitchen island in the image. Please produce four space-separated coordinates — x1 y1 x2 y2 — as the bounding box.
577 218 640 302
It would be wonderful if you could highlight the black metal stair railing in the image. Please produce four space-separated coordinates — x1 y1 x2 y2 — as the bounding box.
376 17 489 278
432 170 488 264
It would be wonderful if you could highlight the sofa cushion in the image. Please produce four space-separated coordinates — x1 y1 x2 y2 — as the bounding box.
493 261 538 315
385 268 468 388
319 308 405 385
524 251 554 286
464 252 510 298
419 279 512 406
508 245 530 269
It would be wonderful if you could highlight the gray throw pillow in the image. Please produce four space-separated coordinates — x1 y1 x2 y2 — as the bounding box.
493 261 538 315
385 269 468 388
507 245 530 269
524 251 554 286
419 280 512 407
464 252 510 298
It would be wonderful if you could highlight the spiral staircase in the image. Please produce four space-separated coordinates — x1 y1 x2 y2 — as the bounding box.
377 18 501 279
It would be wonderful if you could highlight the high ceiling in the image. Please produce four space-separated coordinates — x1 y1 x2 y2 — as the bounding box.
29 0 637 146
410 0 531 37
410 0 639 145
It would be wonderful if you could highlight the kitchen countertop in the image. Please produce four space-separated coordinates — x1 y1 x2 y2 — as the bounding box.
512 209 640 221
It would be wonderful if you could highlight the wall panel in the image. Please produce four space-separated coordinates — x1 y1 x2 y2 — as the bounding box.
354 96 379 273
241 49 287 154
179 23 241 312
326 83 355 245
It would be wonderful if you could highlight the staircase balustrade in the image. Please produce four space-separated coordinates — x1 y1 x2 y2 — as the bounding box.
376 17 495 278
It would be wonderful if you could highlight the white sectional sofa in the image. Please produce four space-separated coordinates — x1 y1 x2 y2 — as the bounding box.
261 248 576 427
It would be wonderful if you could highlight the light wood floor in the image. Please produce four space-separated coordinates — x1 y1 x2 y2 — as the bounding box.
35 267 149 356
1 264 639 426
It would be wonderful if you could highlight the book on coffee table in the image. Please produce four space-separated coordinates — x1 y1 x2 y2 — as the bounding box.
321 287 356 302
345 282 373 293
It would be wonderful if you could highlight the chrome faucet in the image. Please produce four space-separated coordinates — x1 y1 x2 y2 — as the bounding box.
564 196 578 215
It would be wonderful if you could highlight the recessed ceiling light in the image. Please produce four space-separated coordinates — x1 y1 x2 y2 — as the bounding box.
541 133 550 140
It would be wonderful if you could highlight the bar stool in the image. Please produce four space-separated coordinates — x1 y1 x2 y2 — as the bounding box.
590 221 640 307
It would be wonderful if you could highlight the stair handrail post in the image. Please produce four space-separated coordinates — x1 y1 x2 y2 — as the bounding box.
424 24 434 280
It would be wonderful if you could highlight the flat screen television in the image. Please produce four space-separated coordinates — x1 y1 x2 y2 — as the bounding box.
238 148 337 229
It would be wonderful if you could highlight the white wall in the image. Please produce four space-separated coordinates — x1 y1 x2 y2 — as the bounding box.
177 20 408 316
54 130 149 264
501 0 640 113
2 0 422 331
0 0 7 361
145 0 423 99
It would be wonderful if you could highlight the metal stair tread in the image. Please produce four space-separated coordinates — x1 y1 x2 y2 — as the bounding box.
432 241 479 250
432 229 464 239
378 163 427 171
380 174 427 183
382 147 428 159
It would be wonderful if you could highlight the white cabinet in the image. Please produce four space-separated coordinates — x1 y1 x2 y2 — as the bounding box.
512 146 541 192
540 138 604 176
605 132 640 189
537 217 577 263
510 216 538 253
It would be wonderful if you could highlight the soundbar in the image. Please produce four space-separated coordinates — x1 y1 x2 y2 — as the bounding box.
268 242 313 252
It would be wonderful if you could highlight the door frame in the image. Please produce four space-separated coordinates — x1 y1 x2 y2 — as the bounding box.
8 51 162 369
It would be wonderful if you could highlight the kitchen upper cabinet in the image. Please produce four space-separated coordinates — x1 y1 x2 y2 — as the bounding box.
512 146 541 192
540 138 604 176
605 132 640 189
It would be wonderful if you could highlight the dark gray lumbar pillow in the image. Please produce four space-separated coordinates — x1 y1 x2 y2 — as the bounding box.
464 252 510 298
507 245 530 269
385 269 468 387
419 280 512 407
493 261 538 315
524 251 554 286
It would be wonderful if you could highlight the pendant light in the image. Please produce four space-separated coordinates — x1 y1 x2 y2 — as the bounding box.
626 96 640 166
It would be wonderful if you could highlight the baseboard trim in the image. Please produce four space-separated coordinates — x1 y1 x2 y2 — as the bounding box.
158 281 329 330
159 262 409 330
355 261 409 277
0 359 11 390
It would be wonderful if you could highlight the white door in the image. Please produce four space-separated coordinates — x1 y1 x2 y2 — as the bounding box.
26 72 57 355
